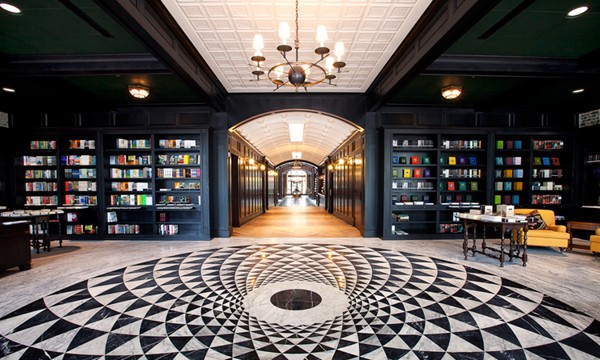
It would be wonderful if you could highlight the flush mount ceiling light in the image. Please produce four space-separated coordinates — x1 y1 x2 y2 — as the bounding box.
0 2 21 14
567 6 588 18
292 151 302 159
128 85 150 99
441 86 462 100
250 0 347 92
289 123 304 142
572 88 585 94
2 87 15 93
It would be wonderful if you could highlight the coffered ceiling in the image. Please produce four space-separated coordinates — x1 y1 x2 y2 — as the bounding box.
161 0 432 93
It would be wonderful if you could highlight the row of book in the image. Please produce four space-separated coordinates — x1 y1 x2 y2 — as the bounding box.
392 213 410 222
495 181 524 191
533 140 564 150
64 181 96 192
25 169 57 179
109 155 152 166
108 194 153 206
109 168 152 179
64 168 96 179
495 157 522 166
68 140 95 149
392 194 432 204
25 181 57 192
440 169 482 178
532 169 563 178
496 140 523 150
392 139 435 148
116 138 151 149
21 156 57 166
111 182 150 192
30 140 56 150
494 194 520 205
107 224 140 234
158 139 198 149
66 224 97 235
158 224 179 235
392 168 432 178
531 194 561 204
441 194 477 203
25 195 58 205
61 155 96 166
156 168 201 178
533 157 560 166
164 181 201 190
64 195 97 205
158 195 194 204
531 181 563 191
392 155 431 165
439 223 464 234
156 154 200 165
440 140 483 149
392 181 435 190
443 181 478 191
495 169 525 178
440 156 477 166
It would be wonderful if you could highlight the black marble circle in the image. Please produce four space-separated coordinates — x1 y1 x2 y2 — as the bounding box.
270 289 322 310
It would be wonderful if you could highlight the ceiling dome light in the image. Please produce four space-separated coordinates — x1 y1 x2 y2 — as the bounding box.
441 86 462 99
567 6 588 17
572 88 585 94
0 2 21 14
128 85 150 99
2 87 15 93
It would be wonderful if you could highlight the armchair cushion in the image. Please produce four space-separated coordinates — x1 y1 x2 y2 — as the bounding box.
526 209 548 230
513 208 568 249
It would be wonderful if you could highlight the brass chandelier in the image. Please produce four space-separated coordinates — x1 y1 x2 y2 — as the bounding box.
250 0 347 92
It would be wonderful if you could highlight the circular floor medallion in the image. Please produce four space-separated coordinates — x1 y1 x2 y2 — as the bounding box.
270 289 322 310
0 243 599 359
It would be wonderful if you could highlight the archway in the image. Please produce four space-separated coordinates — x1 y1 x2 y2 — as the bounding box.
228 110 363 237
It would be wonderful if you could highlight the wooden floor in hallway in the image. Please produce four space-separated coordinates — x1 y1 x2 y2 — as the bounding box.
232 195 362 237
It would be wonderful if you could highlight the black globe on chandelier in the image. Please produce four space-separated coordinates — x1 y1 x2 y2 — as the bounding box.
250 0 347 92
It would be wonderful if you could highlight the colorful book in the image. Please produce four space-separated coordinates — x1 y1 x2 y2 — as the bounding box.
447 182 455 191
422 156 430 164
448 156 456 165
514 140 522 149
392 168 399 178
392 156 399 164
413 169 422 178
458 156 466 165
469 156 477 165
400 157 407 164
551 157 560 166
496 140 504 150
410 156 419 164
403 168 411 178
458 181 467 191
534 157 542 165
542 157 551 166
470 181 478 191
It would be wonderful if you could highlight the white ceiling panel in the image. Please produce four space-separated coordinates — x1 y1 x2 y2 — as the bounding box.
162 0 433 93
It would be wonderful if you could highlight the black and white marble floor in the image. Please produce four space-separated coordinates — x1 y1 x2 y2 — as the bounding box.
0 241 599 359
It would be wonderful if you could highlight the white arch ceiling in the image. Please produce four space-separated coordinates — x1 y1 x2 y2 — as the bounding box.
231 111 361 166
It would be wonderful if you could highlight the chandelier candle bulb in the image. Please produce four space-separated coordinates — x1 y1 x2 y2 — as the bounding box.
279 22 290 45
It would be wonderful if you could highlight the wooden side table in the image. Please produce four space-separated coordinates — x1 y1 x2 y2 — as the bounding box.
567 221 600 251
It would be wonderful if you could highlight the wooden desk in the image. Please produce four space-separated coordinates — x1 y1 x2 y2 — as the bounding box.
567 221 600 251
1 210 64 253
459 214 528 267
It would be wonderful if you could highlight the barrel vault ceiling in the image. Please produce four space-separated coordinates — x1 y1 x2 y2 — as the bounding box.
0 0 599 164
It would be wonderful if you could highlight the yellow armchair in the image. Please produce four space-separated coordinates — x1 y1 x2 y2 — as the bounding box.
513 208 569 252
590 228 600 259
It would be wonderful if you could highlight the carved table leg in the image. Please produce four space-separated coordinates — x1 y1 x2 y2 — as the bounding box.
500 228 505 267
522 226 528 266
463 221 469 260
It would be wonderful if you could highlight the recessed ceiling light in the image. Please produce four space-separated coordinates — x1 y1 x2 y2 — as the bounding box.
289 123 304 142
0 2 21 14
567 6 588 17
2 87 15 93
572 88 585 94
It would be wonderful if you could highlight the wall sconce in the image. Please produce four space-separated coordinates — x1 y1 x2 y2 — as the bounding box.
441 86 462 99
248 158 255 165
327 164 334 171
260 164 266 171
128 84 150 99
338 158 345 165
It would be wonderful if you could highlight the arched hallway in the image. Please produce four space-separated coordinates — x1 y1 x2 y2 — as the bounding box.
232 195 362 238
